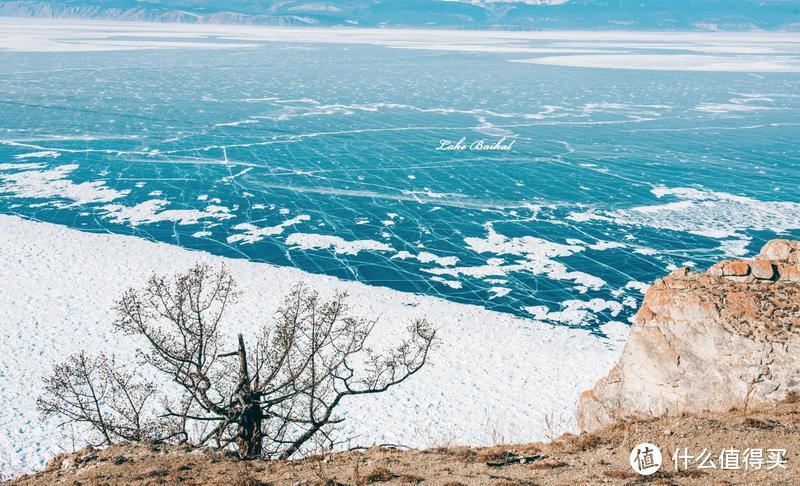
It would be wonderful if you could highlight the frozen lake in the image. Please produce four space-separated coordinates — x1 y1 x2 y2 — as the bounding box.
2 19 800 329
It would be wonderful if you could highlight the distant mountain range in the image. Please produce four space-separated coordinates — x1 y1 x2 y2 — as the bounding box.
1 0 799 30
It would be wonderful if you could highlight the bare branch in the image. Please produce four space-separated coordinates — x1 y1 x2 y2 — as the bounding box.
39 266 437 461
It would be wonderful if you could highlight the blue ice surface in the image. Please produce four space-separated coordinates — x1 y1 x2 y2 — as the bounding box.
1 41 799 332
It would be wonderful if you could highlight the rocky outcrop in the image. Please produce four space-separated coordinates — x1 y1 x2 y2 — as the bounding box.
577 239 800 432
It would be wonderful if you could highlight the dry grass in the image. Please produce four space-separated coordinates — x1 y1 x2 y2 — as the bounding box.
364 465 393 483
9 400 800 485
603 468 638 479
528 459 568 470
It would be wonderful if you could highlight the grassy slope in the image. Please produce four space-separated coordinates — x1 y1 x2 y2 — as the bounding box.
10 398 800 485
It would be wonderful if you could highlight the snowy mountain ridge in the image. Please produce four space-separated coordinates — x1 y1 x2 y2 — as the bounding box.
1 0 799 30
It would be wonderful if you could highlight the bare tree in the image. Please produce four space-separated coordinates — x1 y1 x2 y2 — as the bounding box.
37 352 158 446
256 284 436 459
38 264 437 460
111 264 243 450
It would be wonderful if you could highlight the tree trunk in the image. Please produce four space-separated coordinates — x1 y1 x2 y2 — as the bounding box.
232 334 263 458
236 401 263 458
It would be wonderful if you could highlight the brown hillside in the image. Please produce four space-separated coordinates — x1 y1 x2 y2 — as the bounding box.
9 398 800 486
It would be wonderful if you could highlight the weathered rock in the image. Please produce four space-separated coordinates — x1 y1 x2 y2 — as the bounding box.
760 239 793 261
722 260 750 276
577 239 800 432
670 267 690 278
749 259 775 280
724 274 755 284
783 267 800 282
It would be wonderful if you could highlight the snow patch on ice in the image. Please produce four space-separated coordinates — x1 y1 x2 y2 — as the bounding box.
103 199 235 226
392 250 459 267
0 162 46 171
694 102 774 114
214 119 258 127
488 287 511 299
13 150 60 159
286 232 394 255
430 276 463 289
526 298 624 326
0 164 128 206
588 240 626 251
568 186 800 256
624 281 650 295
514 54 800 73
227 215 311 244
448 223 606 290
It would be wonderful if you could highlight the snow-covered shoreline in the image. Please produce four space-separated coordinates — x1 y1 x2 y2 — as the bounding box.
0 214 627 476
